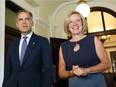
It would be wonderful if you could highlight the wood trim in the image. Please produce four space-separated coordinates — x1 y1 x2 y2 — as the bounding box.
5 25 20 37
87 29 116 36
105 45 116 49
6 0 23 13
91 7 116 17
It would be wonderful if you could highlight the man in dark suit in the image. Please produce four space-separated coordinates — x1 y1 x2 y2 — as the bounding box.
2 10 53 87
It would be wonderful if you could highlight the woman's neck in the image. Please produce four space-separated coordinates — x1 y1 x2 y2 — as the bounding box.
70 34 86 42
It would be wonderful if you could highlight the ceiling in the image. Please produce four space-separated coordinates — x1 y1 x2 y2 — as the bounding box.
23 0 116 23
24 0 68 22
8 0 116 26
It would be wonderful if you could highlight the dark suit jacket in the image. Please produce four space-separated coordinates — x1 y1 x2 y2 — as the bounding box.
2 33 53 87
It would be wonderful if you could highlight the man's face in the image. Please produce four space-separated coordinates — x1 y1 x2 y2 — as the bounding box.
16 12 33 35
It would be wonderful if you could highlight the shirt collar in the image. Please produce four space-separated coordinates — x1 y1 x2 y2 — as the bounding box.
21 32 33 39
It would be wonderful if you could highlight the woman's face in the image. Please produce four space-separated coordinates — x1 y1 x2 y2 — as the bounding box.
68 13 83 35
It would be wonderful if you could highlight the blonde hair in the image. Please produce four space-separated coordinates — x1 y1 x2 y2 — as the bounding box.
64 11 87 36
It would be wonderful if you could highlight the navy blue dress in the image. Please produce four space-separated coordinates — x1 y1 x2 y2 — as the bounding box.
61 35 107 87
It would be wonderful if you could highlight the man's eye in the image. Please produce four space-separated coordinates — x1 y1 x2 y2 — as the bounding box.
18 18 30 21
25 18 30 20
18 18 23 21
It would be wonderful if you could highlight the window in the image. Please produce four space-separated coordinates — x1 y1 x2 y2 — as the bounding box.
86 7 116 35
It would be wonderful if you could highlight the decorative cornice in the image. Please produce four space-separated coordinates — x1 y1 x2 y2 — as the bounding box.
34 18 49 30
25 0 40 7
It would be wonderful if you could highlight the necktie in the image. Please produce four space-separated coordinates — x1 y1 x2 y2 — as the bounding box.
20 36 27 65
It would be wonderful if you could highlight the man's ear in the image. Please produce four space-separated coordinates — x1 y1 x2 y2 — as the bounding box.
16 23 19 28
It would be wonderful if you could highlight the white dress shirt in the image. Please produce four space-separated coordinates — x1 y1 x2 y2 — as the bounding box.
19 32 33 59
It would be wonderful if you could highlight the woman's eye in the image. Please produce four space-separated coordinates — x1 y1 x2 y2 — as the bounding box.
69 21 73 24
76 19 80 21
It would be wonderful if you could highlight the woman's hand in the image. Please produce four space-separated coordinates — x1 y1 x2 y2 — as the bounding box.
72 65 89 77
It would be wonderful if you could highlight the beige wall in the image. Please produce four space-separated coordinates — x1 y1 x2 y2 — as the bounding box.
34 24 48 38
0 0 5 86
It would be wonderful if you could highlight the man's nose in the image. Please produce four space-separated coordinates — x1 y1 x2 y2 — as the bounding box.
22 19 26 23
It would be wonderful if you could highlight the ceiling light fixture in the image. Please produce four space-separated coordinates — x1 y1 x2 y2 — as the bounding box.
76 0 90 17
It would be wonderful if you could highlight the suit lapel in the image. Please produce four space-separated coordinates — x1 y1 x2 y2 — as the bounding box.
14 38 21 69
21 33 37 66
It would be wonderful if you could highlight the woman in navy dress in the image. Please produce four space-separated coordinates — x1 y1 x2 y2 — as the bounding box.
58 11 111 87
